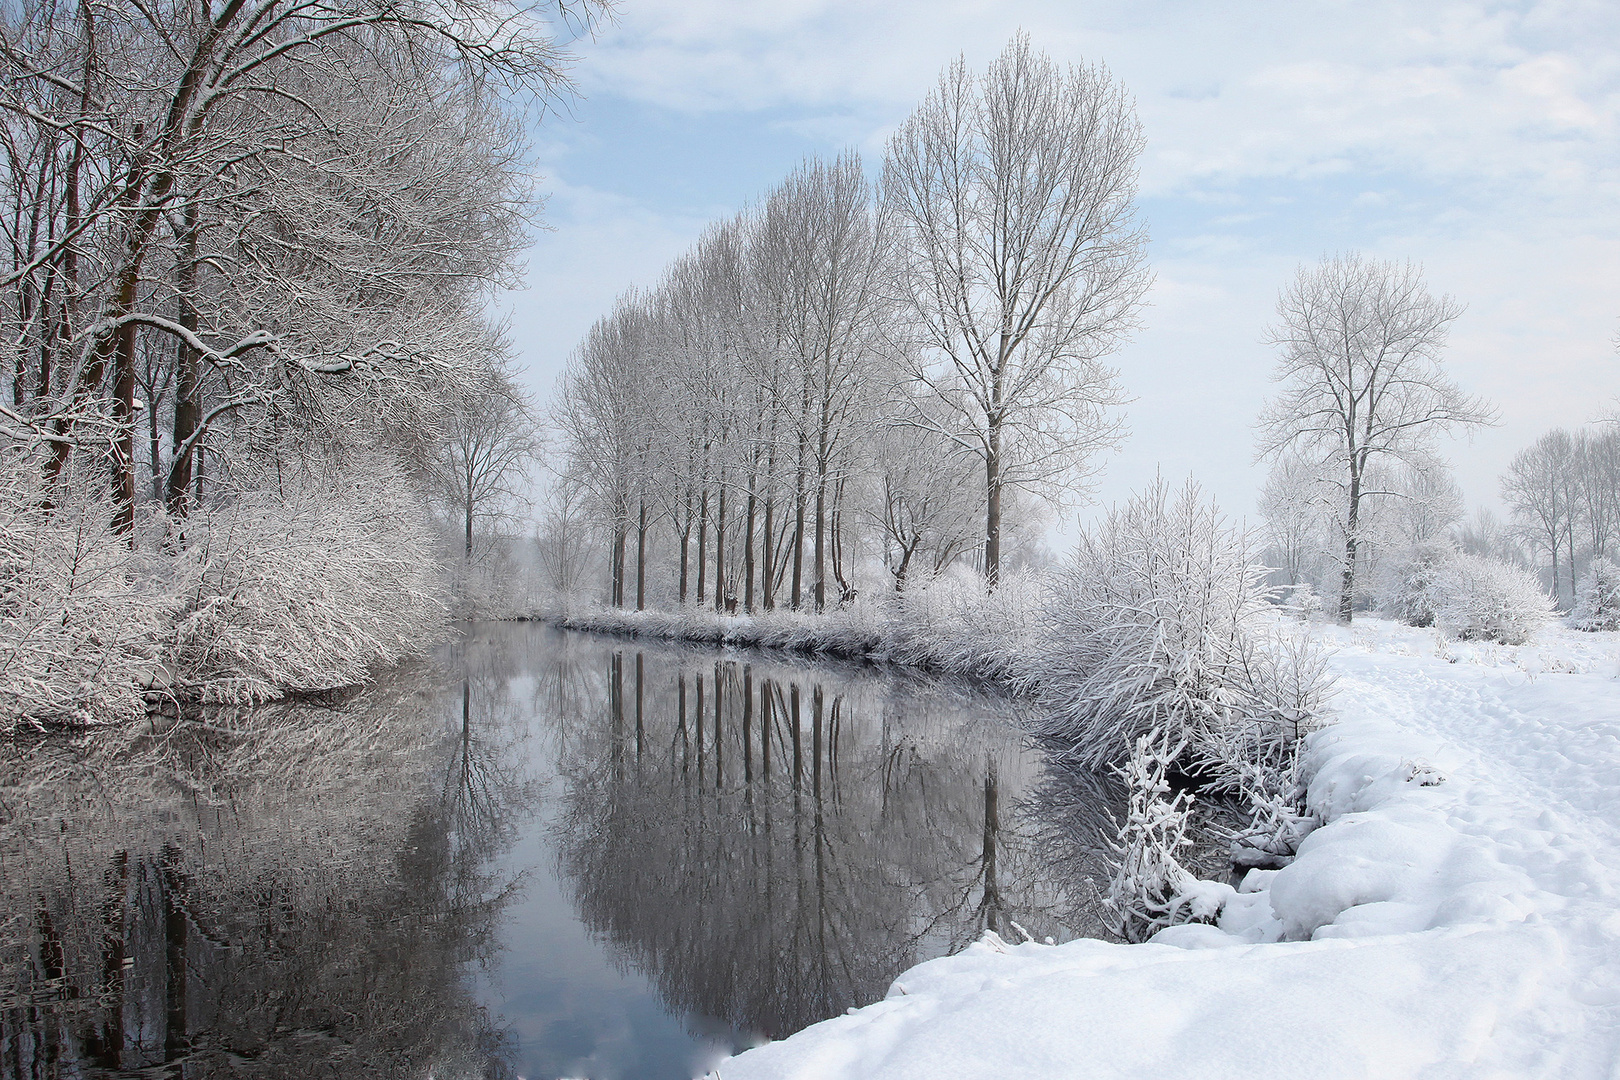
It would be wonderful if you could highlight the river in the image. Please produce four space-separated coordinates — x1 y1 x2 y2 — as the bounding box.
0 622 1123 1079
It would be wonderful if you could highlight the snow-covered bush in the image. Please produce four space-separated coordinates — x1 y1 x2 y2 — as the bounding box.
1106 730 1231 942
888 566 1040 683
1379 539 1454 628
1278 581 1322 621
0 449 163 733
168 462 447 703
1432 552 1554 645
1031 478 1328 786
1571 558 1620 632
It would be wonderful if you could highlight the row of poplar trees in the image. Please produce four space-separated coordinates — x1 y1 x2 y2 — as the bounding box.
556 35 1153 612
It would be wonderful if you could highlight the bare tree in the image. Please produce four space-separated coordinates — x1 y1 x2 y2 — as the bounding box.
882 34 1146 587
1257 254 1495 622
1575 427 1620 567
555 296 649 608
426 346 541 560
1257 451 1337 589
754 154 888 610
866 421 978 592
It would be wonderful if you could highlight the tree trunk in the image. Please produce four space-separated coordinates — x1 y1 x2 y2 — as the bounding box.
714 480 727 612
679 488 693 603
744 468 758 614
697 486 709 606
830 470 849 602
810 466 822 615
894 540 916 593
611 519 626 607
984 429 1002 590
791 463 806 611
679 523 691 604
110 317 137 536
636 499 647 611
147 397 162 503
761 494 775 611
166 206 200 517
1339 469 1361 623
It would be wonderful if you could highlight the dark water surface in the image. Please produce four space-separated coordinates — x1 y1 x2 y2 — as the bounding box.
0 623 1119 1079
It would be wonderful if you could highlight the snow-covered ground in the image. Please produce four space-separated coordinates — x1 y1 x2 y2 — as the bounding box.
706 618 1620 1079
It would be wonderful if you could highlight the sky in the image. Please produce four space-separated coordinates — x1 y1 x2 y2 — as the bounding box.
503 0 1620 534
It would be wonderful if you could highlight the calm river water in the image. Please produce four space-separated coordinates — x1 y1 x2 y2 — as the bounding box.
0 622 1121 1079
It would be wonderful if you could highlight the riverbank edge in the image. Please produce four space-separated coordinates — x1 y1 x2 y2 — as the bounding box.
700 624 1620 1078
514 602 1034 687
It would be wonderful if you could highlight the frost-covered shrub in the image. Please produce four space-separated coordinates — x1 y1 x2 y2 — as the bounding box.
889 567 1040 682
1031 478 1328 785
1105 730 1231 942
1571 558 1620 632
0 450 162 732
1432 552 1553 645
169 463 447 703
1279 581 1322 621
1379 540 1454 628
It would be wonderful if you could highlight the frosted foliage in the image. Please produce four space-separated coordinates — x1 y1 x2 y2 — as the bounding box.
1105 731 1229 943
0 450 160 732
1571 558 1620 632
1379 540 1455 628
1033 478 1328 783
886 568 1042 683
169 465 446 703
1432 553 1554 645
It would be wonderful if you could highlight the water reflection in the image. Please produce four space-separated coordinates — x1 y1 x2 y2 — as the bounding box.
0 625 1122 1080
0 661 531 1078
532 627 1117 1046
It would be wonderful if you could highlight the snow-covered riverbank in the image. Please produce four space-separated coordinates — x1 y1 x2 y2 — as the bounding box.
707 619 1620 1079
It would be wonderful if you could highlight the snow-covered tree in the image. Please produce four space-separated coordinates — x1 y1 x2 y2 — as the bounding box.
882 34 1146 587
426 345 542 561
1503 429 1581 608
1257 254 1495 622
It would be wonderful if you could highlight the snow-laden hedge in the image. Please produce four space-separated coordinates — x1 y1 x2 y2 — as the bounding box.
1028 479 1329 788
1 448 447 731
168 464 447 703
0 449 162 732
551 567 1040 685
1571 558 1620 632
1432 552 1554 645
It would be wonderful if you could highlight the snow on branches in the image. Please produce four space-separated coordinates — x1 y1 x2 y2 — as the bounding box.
1572 559 1620 632
1030 477 1330 788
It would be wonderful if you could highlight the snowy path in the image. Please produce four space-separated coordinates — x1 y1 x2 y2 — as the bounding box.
1331 650 1620 847
707 623 1620 1080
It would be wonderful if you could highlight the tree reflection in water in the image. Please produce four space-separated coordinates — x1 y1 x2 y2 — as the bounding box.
540 628 1120 1043
0 625 1123 1079
0 650 534 1079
